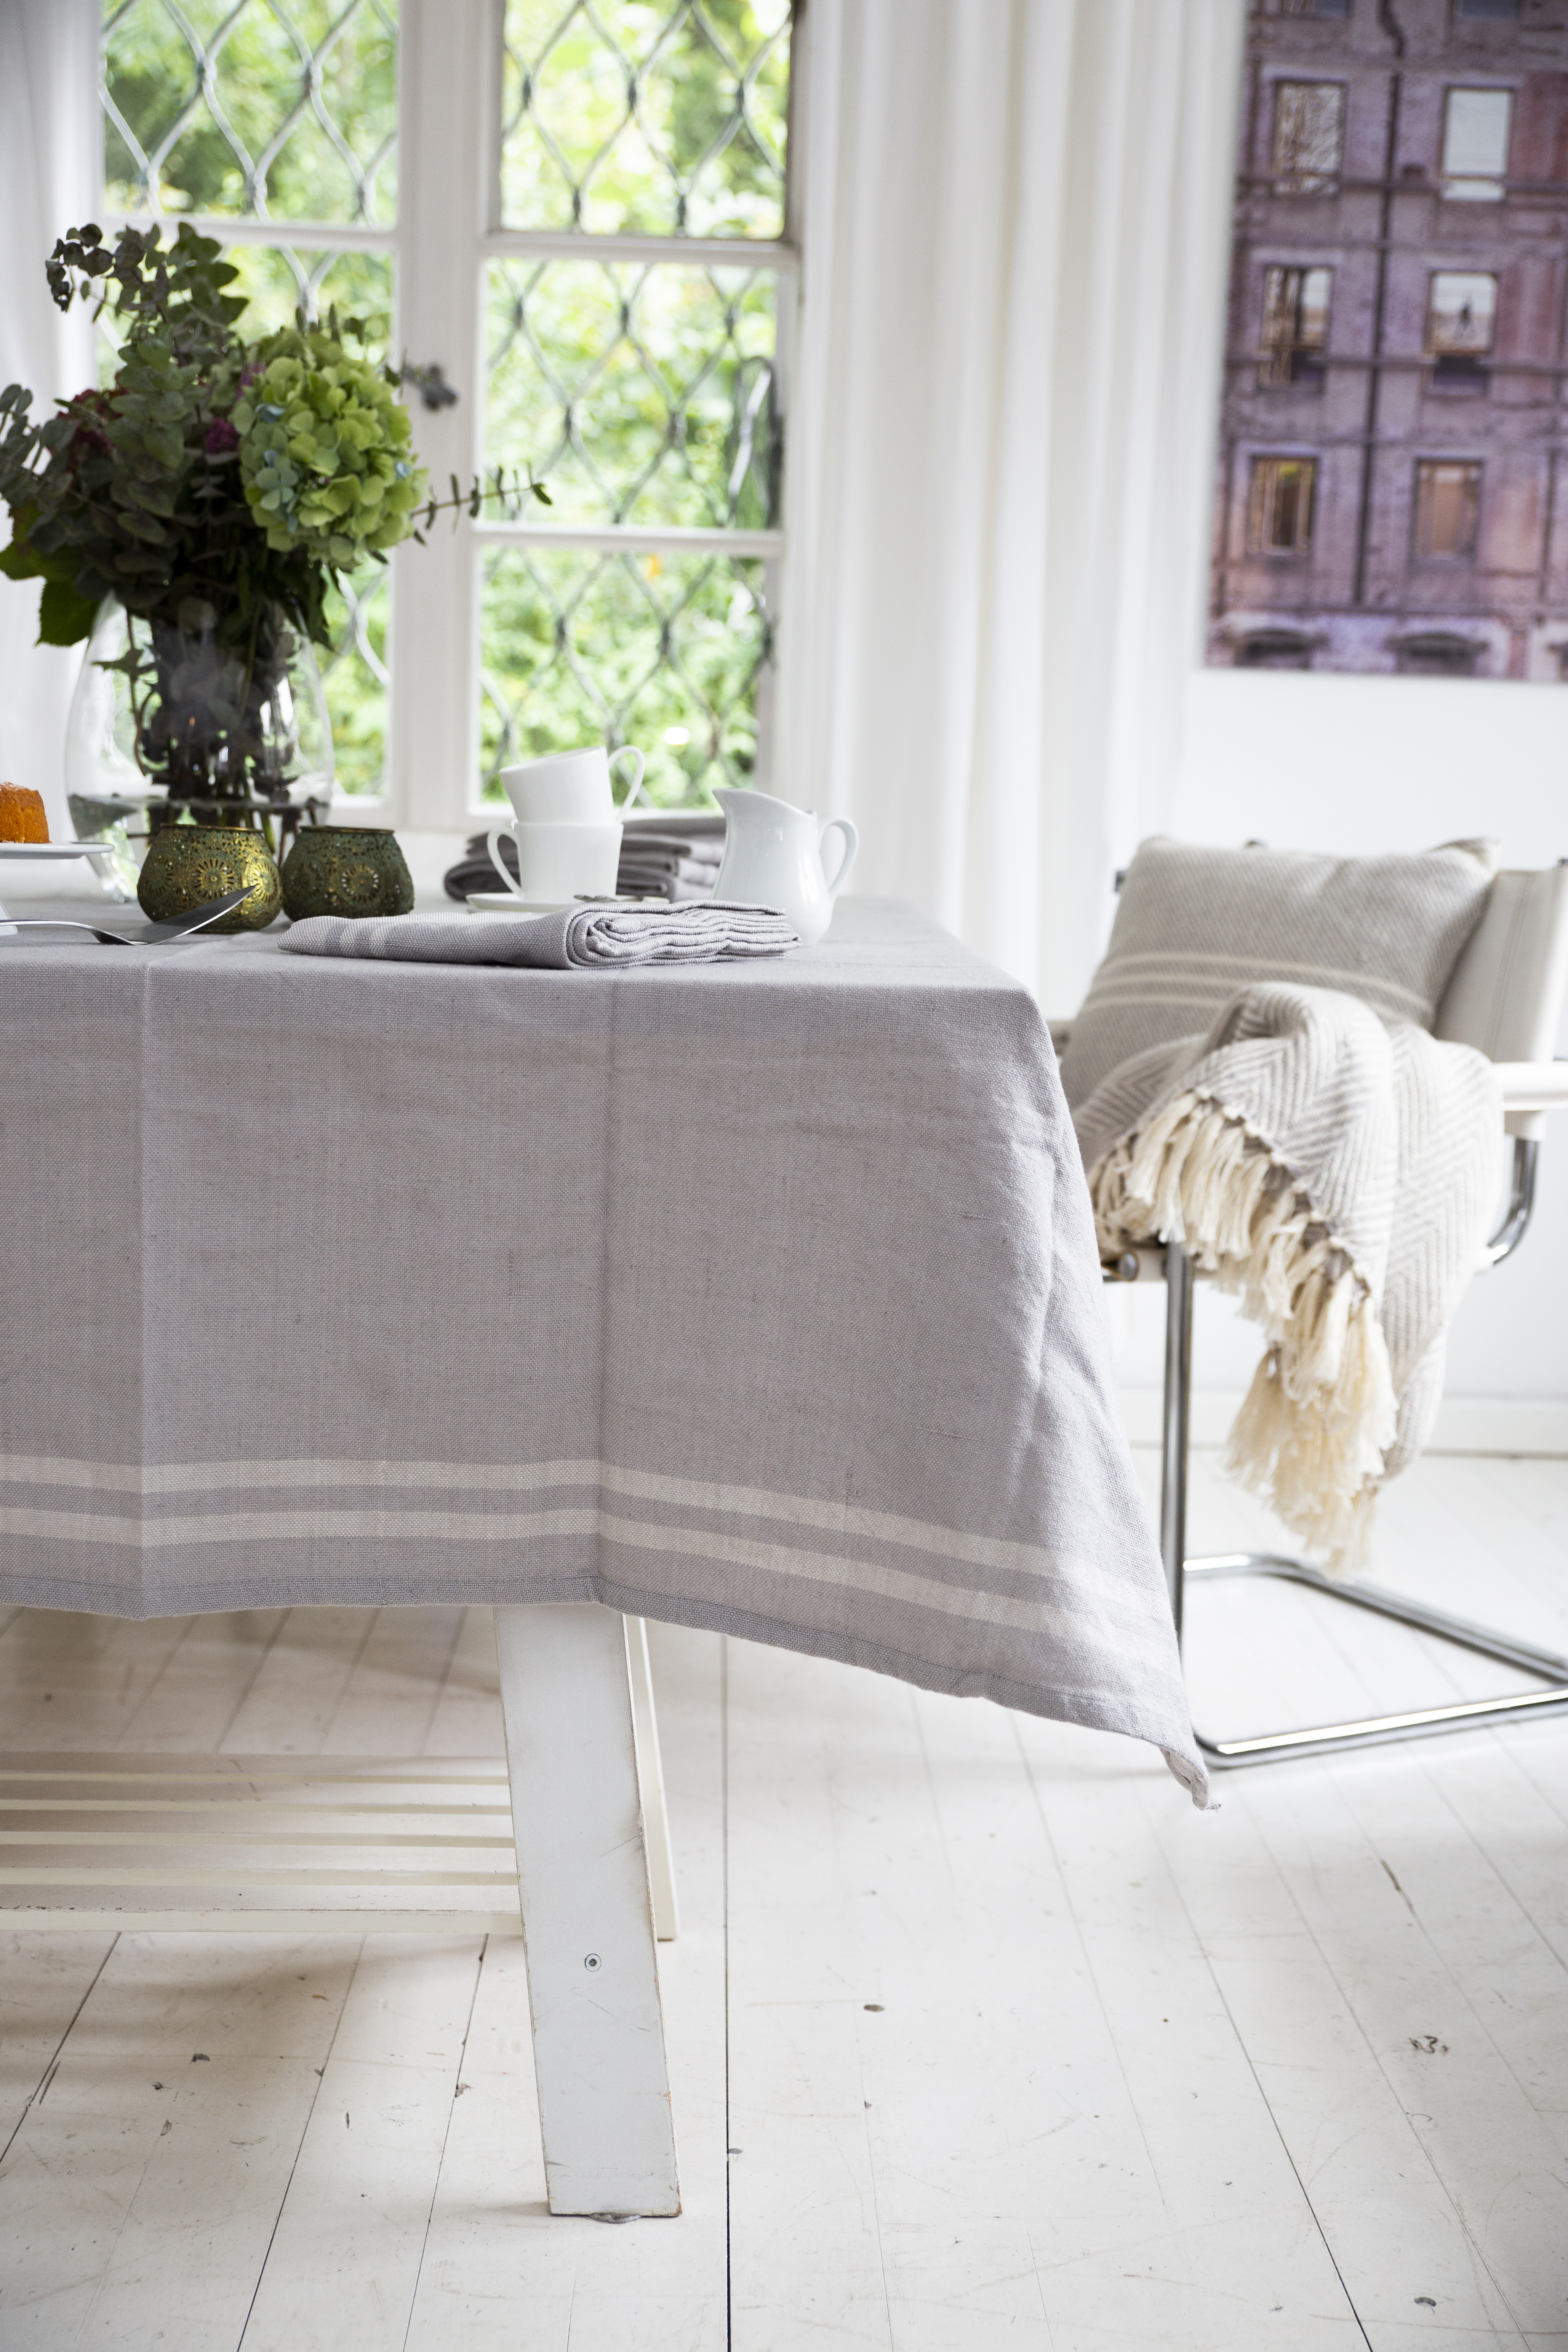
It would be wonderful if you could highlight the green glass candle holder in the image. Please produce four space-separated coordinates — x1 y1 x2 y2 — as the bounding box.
279 826 415 921
137 824 283 931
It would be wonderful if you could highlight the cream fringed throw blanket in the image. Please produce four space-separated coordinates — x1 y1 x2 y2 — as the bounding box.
1074 985 1501 1572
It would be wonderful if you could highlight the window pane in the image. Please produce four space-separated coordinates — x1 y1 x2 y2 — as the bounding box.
1441 88 1512 199
481 548 772 807
97 242 392 376
1235 630 1315 668
1454 0 1518 20
102 0 398 224
1271 82 1345 194
1259 265 1332 387
499 0 790 237
1428 271 1497 352
1247 456 1317 552
1427 269 1497 392
318 566 390 796
1394 634 1482 675
1414 460 1482 557
221 245 394 351
485 261 779 529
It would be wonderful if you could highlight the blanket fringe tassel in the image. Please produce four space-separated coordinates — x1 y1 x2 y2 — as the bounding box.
1089 1091 1398 1575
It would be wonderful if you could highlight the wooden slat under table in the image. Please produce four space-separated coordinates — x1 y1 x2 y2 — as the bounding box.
0 1753 524 1938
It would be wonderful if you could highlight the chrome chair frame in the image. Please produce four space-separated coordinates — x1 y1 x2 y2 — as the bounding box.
1107 1136 1568 1770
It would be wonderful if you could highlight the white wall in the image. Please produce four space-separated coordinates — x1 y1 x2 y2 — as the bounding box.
1172 668 1568 874
1109 664 1568 1421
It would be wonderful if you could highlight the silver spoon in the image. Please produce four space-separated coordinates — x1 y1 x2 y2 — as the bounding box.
0 886 258 946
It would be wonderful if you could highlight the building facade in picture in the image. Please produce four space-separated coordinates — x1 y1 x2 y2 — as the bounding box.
1210 0 1568 679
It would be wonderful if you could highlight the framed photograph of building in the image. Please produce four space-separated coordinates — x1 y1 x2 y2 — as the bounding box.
1209 0 1568 680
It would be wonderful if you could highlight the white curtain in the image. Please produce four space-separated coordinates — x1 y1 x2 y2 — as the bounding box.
778 0 1246 1014
0 0 98 837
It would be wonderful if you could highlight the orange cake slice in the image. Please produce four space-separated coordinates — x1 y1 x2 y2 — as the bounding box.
0 784 49 843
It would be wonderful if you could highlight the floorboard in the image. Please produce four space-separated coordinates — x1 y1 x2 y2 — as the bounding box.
237 1935 485 2352
114 1614 288 1756
0 1932 361 2348
0 1929 118 2150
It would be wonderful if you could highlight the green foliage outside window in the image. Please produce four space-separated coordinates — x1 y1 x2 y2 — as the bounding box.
486 261 778 530
501 0 790 238
481 548 769 808
102 0 398 225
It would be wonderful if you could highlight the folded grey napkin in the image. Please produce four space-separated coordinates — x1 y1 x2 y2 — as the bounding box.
620 811 726 842
619 833 725 869
281 901 798 969
619 855 719 902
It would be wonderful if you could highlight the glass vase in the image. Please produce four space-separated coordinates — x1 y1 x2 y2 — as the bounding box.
66 595 335 867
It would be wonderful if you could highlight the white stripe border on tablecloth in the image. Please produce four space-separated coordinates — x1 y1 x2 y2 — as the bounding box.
0 1500 1176 1656
0 1456 1145 1592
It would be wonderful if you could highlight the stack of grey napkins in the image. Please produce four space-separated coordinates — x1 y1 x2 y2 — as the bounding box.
443 809 726 905
616 811 724 902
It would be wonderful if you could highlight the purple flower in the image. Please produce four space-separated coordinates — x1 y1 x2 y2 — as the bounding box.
204 417 240 455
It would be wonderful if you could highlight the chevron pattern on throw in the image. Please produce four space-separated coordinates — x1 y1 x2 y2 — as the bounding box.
1078 983 1501 1573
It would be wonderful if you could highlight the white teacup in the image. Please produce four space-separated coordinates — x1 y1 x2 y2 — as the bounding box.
499 744 646 826
486 817 623 903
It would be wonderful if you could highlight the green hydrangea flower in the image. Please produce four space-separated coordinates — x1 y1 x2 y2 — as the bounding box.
234 330 428 568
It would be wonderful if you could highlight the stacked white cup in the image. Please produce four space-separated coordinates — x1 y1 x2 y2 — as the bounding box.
486 745 647 904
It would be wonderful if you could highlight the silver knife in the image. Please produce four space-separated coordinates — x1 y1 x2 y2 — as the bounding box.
0 886 258 946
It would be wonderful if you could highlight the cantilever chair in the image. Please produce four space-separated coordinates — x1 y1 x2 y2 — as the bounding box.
1055 862 1568 1771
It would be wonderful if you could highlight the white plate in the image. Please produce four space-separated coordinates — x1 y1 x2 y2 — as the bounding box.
0 841 118 860
466 892 666 915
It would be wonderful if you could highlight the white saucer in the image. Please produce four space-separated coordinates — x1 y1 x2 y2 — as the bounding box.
0 841 118 859
466 892 666 915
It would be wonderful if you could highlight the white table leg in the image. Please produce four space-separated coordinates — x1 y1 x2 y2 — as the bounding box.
495 1603 680 2218
626 1616 680 1942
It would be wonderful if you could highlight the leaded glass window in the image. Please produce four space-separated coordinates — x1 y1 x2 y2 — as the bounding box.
98 0 399 799
485 261 779 529
481 548 771 802
499 2 790 238
92 0 795 829
480 0 794 812
102 0 398 225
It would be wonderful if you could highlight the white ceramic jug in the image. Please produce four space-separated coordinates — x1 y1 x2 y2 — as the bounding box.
712 788 858 947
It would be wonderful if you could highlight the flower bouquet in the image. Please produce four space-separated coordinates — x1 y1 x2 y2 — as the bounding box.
0 223 544 867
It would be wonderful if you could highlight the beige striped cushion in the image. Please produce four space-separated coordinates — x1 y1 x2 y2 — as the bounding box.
1057 836 1497 1112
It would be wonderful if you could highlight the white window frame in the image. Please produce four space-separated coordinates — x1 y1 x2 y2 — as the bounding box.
94 0 803 835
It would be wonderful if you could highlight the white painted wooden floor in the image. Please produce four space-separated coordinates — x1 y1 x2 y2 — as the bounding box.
1 1448 1566 2350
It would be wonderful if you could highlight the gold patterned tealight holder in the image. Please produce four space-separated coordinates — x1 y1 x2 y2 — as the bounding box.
137 825 283 931
279 826 415 921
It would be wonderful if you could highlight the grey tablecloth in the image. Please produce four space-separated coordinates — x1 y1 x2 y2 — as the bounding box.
0 899 1204 1800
